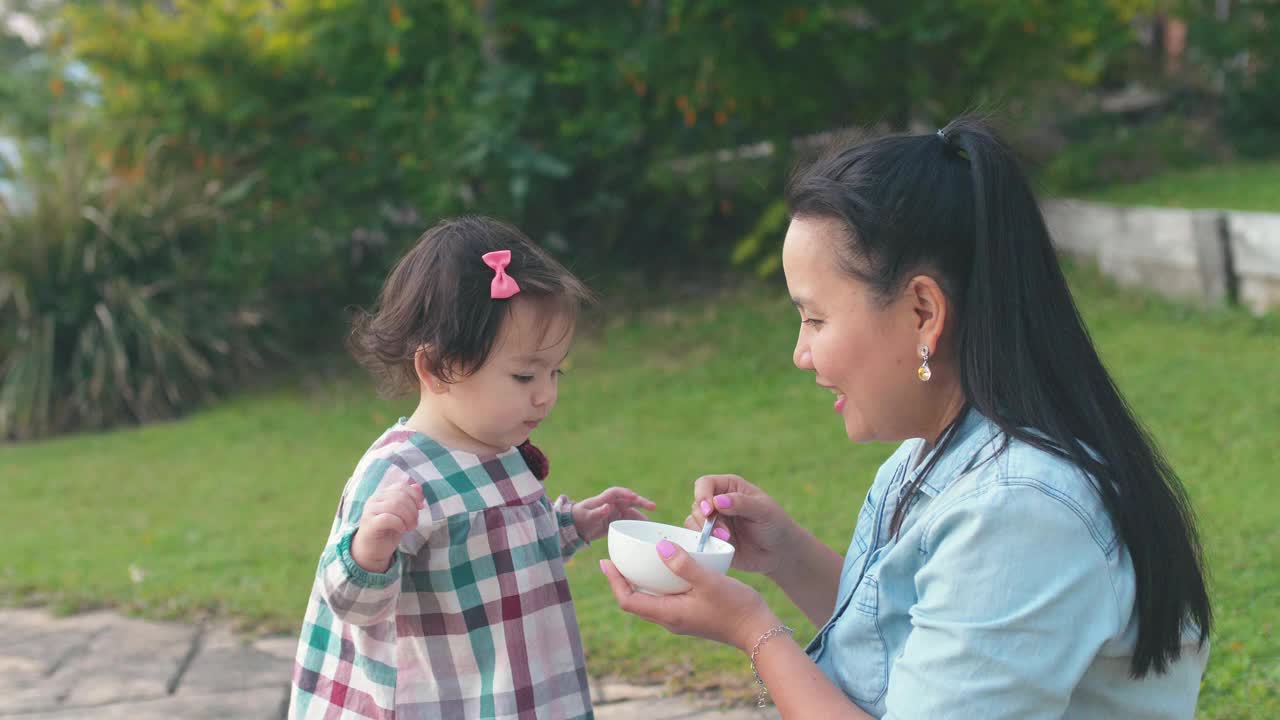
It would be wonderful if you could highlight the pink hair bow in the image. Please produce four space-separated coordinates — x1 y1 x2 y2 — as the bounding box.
482 250 521 299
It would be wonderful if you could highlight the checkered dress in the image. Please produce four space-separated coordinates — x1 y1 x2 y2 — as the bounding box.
289 424 593 719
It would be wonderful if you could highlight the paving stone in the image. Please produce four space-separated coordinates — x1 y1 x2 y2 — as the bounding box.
0 614 118 715
697 705 782 720
596 681 667 703
54 615 198 707
594 697 706 719
0 609 55 638
0 656 50 702
178 626 294 694
0 655 44 676
6 685 287 719
0 611 118 657
0 608 768 720
1 680 72 715
251 634 297 662
0 627 100 675
589 675 606 705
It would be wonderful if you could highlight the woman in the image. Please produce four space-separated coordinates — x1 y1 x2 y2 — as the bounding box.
600 117 1211 718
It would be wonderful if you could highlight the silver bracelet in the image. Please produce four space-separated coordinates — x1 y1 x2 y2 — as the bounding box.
749 624 794 708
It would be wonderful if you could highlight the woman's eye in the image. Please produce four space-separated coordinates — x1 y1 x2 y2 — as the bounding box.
512 375 534 383
802 318 824 327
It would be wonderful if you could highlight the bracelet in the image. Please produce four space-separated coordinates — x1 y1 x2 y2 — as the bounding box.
749 624 794 708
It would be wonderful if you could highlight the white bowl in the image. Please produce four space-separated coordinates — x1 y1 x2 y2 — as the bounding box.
607 520 734 595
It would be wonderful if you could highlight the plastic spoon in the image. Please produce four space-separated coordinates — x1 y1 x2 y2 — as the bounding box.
695 515 715 552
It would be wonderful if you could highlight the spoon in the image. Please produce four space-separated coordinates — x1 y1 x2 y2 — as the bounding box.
695 514 716 553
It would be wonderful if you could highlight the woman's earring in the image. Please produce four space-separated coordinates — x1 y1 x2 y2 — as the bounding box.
917 346 932 382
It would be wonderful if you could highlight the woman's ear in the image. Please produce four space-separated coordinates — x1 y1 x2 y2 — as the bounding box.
905 274 948 354
414 347 449 394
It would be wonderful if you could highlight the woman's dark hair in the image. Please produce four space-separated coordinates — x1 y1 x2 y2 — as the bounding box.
350 215 592 395
786 116 1210 678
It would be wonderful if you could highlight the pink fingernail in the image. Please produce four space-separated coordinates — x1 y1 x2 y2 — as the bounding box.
598 559 607 574
656 539 677 559
714 495 732 509
713 527 731 541
700 500 712 516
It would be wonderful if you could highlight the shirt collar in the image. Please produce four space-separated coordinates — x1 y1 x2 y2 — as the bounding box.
909 406 1003 498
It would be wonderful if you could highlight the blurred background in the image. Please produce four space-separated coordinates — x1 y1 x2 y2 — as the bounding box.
1 1 1276 717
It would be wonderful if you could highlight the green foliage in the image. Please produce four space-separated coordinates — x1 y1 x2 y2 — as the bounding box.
731 199 789 277
1184 0 1280 156
2 0 1156 435
0 132 271 440
0 1 93 140
61 0 1148 271
1040 111 1221 194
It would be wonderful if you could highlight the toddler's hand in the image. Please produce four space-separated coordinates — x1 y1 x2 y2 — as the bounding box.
351 477 426 572
572 487 657 542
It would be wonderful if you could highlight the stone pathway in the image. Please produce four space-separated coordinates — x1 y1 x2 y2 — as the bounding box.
0 608 779 719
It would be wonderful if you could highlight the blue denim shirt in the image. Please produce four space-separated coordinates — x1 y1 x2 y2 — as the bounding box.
807 409 1208 719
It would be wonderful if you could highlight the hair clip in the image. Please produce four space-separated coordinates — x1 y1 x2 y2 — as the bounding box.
482 250 521 299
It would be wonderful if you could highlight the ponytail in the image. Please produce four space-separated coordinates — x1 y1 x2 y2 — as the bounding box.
951 118 1210 677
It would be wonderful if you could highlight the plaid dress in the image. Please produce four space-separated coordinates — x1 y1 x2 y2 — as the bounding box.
289 423 593 719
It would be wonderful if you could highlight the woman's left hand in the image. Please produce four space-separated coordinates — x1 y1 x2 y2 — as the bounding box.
600 539 782 652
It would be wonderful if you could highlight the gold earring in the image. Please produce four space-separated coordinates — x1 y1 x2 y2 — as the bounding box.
917 345 932 382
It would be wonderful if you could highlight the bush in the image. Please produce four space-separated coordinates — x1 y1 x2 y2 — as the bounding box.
1184 0 1280 156
61 0 1147 274
6 0 1153 437
0 133 271 440
1039 109 1223 194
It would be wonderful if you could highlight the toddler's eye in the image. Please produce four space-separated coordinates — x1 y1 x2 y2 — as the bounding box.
512 374 534 383
802 318 825 327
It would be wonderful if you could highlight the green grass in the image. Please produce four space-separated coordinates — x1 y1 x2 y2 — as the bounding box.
2 267 1277 717
1082 160 1280 212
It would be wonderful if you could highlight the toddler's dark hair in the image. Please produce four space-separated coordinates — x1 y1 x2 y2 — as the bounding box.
350 216 592 396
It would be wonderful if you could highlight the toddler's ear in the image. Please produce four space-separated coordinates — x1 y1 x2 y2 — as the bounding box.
413 347 449 394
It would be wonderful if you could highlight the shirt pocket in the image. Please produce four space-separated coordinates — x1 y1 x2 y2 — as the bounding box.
830 573 891 705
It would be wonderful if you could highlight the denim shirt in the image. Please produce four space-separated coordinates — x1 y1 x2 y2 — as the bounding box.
807 409 1208 719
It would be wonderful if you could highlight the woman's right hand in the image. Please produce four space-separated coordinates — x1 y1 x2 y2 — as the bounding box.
687 474 797 577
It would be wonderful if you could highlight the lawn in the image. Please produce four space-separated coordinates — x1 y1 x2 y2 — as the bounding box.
1083 160 1280 212
2 266 1276 717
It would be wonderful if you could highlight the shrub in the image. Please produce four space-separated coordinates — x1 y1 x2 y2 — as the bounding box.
61 0 1147 273
0 132 270 440
1184 0 1280 156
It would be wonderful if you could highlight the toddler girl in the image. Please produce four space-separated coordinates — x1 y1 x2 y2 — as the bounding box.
289 216 654 719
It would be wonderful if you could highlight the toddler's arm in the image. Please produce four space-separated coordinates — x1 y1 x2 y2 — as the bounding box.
558 487 657 559
316 467 429 626
552 495 589 560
